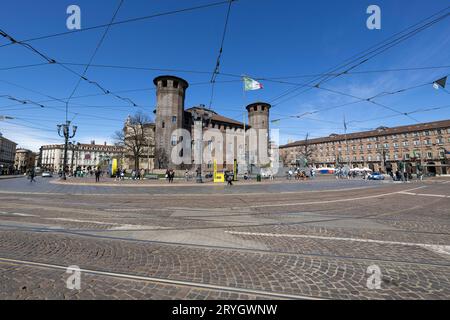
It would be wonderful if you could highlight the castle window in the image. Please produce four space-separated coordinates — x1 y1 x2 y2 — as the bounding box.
171 135 177 146
172 116 177 123
162 121 165 128
162 80 168 87
173 81 179 88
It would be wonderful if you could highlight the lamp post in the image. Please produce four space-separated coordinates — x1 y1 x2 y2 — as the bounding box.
192 110 212 183
57 121 77 180
69 141 76 176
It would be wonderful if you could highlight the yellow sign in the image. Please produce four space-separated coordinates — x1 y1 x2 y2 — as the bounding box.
214 173 224 183
111 158 118 176
213 160 224 182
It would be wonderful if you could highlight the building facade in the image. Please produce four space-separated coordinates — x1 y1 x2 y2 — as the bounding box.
40 141 126 173
280 120 450 175
0 134 17 175
14 148 36 174
122 75 271 173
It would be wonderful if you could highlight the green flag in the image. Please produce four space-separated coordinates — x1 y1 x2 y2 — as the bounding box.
243 76 263 91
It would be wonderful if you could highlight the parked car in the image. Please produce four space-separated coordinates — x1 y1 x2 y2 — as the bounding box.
41 171 53 178
368 172 385 180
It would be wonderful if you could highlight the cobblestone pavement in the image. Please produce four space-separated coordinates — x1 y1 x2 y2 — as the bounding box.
0 177 449 300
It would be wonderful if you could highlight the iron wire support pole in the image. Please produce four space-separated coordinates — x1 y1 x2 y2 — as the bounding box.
57 121 77 180
192 110 212 183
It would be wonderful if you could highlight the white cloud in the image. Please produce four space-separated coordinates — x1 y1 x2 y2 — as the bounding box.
0 122 61 152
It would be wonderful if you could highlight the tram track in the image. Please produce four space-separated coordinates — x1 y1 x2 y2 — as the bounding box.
0 225 449 268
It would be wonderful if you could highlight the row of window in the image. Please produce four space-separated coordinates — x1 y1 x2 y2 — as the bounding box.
320 150 445 162
316 137 448 152
321 128 450 146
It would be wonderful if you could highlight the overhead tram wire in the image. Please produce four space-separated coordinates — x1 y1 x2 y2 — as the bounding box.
2 63 447 84
0 29 56 63
268 6 450 107
0 79 107 111
0 94 45 108
256 65 450 80
269 77 442 123
49 62 450 81
64 0 124 122
209 0 234 108
0 79 241 111
0 28 139 108
1 58 447 85
274 16 450 107
0 0 239 48
347 104 450 125
271 7 450 105
0 62 50 71
271 14 450 108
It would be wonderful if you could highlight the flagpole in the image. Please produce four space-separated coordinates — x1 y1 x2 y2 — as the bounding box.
242 76 247 175
344 115 350 167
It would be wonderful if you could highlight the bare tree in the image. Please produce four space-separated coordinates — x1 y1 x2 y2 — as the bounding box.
154 146 169 169
280 150 289 167
114 112 152 172
298 133 316 166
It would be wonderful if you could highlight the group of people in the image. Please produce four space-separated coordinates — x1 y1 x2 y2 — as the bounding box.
114 169 126 181
287 167 316 180
130 169 146 180
165 169 175 183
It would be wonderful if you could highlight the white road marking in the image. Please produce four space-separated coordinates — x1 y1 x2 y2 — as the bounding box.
45 218 156 230
0 211 36 217
416 193 449 198
225 231 450 256
225 231 450 255
0 257 322 300
104 208 149 212
244 186 427 208
46 218 114 225
0 185 379 197
398 192 450 198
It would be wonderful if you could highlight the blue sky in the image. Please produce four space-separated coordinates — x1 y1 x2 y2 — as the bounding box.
0 0 449 151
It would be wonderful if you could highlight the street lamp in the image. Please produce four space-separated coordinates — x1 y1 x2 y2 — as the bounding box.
57 121 77 180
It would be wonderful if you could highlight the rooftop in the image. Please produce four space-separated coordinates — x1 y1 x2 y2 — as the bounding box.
280 119 450 149
185 106 246 128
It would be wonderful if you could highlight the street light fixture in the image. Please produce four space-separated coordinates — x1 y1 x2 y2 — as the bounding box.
57 121 77 180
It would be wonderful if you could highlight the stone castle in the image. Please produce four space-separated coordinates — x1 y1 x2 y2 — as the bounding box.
124 75 271 173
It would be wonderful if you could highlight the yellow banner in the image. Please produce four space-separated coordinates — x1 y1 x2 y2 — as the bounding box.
213 160 224 182
112 159 118 176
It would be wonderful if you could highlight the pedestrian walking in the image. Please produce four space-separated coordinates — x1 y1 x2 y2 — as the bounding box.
29 168 36 183
168 169 175 183
226 172 233 186
287 169 293 180
95 169 101 183
165 169 170 182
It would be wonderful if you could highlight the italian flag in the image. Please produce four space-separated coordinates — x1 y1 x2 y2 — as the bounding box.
243 76 263 91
